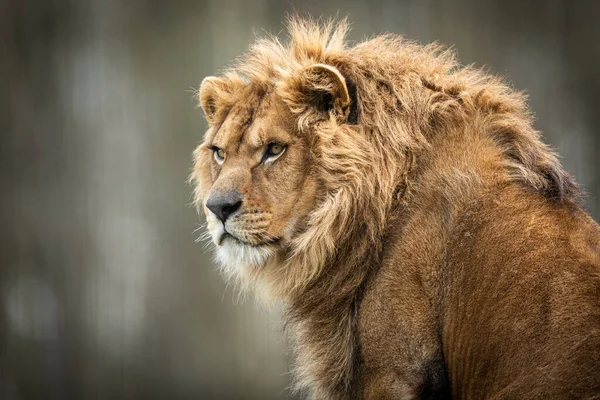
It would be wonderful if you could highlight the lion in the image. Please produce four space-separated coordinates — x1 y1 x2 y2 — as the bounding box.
190 17 600 399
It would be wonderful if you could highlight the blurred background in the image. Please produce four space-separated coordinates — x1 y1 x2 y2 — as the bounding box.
1 0 599 399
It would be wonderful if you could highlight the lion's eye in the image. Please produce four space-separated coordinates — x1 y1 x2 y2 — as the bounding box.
213 147 225 164
264 143 286 162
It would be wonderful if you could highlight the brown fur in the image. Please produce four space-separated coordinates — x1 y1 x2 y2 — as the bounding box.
191 17 600 399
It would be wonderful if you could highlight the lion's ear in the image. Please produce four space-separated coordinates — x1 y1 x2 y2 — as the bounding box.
286 63 351 123
198 76 230 124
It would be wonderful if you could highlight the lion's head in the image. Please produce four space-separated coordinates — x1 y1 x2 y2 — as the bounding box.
191 19 396 295
193 76 324 276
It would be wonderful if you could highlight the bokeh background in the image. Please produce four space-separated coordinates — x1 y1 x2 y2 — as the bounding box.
1 0 599 399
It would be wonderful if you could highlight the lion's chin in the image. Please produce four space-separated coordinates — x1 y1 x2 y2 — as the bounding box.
214 235 276 278
206 213 279 279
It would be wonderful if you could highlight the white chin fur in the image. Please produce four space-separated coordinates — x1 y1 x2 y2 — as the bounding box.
216 240 274 279
205 210 274 281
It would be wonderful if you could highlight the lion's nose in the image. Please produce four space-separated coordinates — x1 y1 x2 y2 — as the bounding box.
206 190 244 222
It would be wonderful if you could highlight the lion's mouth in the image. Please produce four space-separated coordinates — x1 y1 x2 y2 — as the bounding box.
217 231 280 247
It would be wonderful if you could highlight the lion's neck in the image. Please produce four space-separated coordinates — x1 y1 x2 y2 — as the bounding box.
283 120 510 399
285 228 381 399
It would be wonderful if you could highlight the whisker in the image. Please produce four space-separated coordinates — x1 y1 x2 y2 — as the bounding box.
195 227 213 244
195 231 210 242
192 223 207 235
221 281 230 303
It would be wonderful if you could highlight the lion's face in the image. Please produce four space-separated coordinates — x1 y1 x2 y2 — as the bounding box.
193 83 321 271
193 63 353 276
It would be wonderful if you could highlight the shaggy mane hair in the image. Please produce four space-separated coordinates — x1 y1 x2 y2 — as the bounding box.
194 17 580 398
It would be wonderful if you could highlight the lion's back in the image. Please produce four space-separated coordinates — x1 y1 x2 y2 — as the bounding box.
443 183 600 398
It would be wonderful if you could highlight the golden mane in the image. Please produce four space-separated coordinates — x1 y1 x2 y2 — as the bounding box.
201 16 579 298
193 17 582 397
